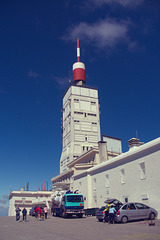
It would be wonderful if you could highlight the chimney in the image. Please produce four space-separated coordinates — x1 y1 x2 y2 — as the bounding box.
98 141 108 163
128 138 144 151
26 181 29 191
44 180 46 191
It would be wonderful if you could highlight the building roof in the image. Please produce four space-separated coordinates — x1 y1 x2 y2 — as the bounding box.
73 137 160 179
9 190 51 199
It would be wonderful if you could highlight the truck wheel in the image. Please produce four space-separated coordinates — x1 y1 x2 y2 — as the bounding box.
62 211 67 218
78 214 83 218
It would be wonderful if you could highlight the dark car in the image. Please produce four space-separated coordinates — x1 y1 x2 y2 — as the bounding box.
96 206 106 222
29 206 36 216
96 198 122 222
116 202 158 223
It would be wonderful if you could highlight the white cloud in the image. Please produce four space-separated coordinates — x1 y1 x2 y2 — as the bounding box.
28 69 41 79
53 75 72 87
64 18 135 51
90 0 144 7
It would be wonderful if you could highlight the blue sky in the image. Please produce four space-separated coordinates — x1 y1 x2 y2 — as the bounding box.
0 0 160 216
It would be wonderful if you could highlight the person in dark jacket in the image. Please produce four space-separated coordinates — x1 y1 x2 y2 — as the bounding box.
22 208 27 222
15 206 21 222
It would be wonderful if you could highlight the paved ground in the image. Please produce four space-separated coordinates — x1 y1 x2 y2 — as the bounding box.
0 215 160 240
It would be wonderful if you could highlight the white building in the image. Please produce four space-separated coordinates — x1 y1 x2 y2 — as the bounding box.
8 190 52 216
73 137 160 217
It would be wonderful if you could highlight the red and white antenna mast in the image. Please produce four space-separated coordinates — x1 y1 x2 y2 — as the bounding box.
73 38 86 85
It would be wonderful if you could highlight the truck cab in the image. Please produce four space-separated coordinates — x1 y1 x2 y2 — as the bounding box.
61 193 84 218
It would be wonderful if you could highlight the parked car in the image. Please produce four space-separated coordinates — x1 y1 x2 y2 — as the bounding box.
96 198 122 222
29 206 36 216
116 202 158 223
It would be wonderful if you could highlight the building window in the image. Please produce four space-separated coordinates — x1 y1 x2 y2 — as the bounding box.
83 146 85 151
120 169 125 184
139 162 146 179
105 174 109 188
88 113 96 117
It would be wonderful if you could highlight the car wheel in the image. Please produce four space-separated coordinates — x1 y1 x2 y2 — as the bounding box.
149 212 155 220
121 216 128 223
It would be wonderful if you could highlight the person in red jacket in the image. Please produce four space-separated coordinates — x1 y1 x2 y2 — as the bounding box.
36 206 42 219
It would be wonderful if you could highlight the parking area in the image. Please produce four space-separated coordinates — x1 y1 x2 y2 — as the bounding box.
0 215 160 240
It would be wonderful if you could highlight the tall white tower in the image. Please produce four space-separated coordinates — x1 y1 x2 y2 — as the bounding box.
60 39 101 173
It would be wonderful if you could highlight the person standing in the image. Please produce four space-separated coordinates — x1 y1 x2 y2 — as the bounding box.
108 205 117 224
15 206 21 222
103 203 110 223
22 207 27 222
44 206 48 219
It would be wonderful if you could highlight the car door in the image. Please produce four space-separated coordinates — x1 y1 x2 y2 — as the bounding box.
135 203 148 220
127 203 137 221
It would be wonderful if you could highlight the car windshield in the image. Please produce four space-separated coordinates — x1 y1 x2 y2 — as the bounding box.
67 195 83 202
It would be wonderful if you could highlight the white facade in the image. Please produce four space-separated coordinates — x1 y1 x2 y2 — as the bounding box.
8 191 52 216
73 137 160 217
60 85 101 173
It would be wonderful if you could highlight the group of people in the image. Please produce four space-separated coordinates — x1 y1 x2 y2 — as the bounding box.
35 205 48 220
104 204 117 224
15 206 27 222
15 205 49 222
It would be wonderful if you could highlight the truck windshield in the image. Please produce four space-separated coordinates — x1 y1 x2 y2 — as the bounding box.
67 195 83 202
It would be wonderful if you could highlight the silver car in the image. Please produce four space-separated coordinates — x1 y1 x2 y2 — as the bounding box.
116 202 158 223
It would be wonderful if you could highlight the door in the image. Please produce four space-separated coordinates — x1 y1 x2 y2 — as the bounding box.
127 203 137 221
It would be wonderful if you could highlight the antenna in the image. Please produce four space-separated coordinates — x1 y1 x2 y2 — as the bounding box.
77 38 80 62
136 130 138 139
72 38 86 84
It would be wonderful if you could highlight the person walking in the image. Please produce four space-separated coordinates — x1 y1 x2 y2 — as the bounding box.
15 206 21 222
44 206 48 219
22 207 27 222
108 204 117 224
